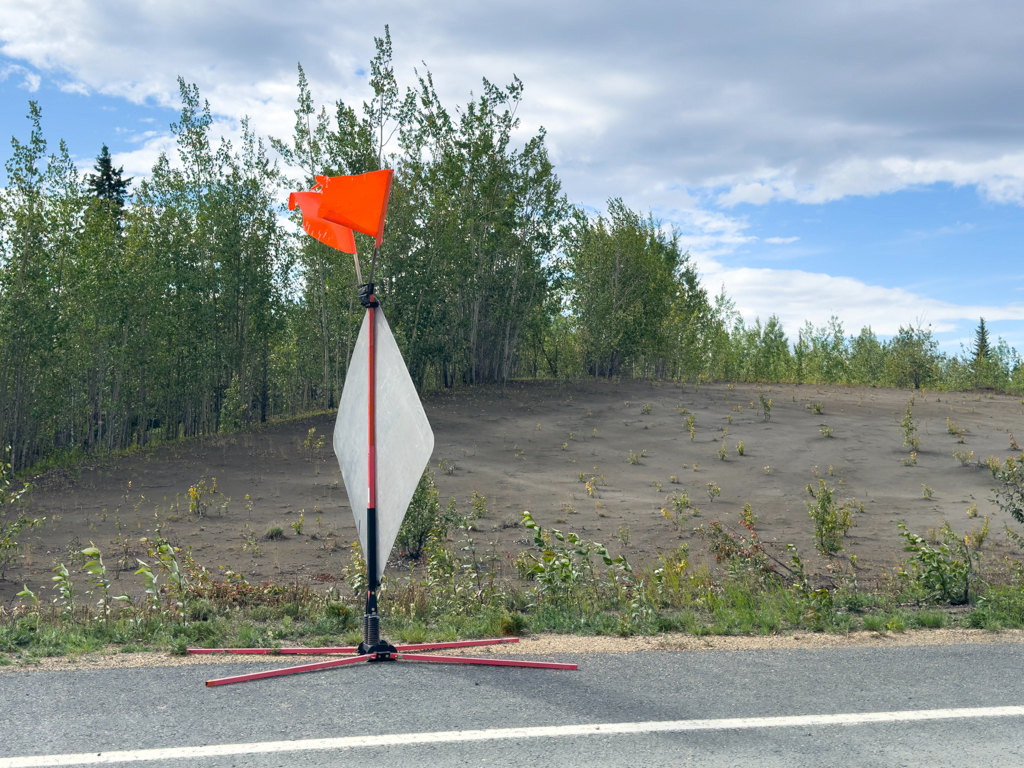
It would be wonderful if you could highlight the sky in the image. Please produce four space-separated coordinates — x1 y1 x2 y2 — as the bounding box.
1 0 1023 355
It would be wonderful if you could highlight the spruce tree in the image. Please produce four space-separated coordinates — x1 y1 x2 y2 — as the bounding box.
971 318 991 362
85 144 132 207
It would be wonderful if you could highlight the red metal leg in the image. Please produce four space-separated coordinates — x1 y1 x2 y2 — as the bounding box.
189 647 359 656
397 653 577 671
393 638 519 652
205 654 373 687
190 638 519 656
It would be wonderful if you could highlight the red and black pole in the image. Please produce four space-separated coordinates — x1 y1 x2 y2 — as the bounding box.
357 247 394 658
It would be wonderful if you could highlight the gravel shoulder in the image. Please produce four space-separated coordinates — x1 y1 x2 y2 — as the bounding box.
3 628 1021 674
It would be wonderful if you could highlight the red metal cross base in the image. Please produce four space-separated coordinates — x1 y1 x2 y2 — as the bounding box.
189 638 577 687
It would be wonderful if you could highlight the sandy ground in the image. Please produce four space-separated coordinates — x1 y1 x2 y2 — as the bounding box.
4 379 1024 605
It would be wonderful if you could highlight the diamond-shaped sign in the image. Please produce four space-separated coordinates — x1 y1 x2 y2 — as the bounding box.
334 308 434 582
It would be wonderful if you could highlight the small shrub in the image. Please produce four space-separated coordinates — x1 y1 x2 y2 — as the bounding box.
915 610 946 629
806 480 853 554
821 424 834 438
706 482 721 503
886 616 906 633
740 503 757 526
967 516 990 550
967 503 979 518
862 614 887 633
897 522 975 605
953 449 974 466
264 525 285 541
736 441 745 456
900 400 919 452
985 455 1002 478
438 458 457 475
290 511 305 536
811 402 823 414
627 449 647 465
397 469 440 559
717 440 728 461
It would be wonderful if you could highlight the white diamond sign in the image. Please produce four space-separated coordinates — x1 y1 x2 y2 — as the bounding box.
334 307 434 582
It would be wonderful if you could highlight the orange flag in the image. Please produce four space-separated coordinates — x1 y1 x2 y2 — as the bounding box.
316 170 394 248
288 190 356 254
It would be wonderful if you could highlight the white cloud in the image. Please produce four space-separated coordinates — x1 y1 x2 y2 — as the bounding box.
0 62 39 91
764 236 800 245
4 1 1024 209
700 263 1024 345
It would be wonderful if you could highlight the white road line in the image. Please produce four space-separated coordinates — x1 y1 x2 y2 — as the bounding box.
4 706 1024 767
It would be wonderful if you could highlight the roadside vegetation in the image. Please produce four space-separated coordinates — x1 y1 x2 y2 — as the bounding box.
4 461 1024 665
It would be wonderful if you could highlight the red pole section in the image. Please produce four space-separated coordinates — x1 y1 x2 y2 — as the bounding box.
396 653 577 670
205 654 373 687
188 647 359 655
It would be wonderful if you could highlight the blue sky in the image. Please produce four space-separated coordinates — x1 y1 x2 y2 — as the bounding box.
2 1 1023 356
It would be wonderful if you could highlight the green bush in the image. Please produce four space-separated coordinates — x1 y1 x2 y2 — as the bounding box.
396 468 440 559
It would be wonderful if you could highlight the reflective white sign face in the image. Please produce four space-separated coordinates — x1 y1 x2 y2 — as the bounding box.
334 308 434 582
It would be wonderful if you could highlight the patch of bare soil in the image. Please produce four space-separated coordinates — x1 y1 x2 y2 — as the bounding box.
4 380 1023 605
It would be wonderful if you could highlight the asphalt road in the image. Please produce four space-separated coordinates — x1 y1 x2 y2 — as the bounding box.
3 642 1024 767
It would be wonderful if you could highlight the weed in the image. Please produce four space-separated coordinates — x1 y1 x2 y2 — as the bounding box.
811 403 823 414
953 449 974 466
438 458 457 475
758 392 773 422
187 476 221 519
0 513 43 580
994 456 1024 551
686 414 696 442
627 449 647 465
290 511 305 536
820 424 835 438
946 418 967 443
967 503 979 518
241 524 261 556
806 480 853 555
764 466 771 474
985 455 1002 478
51 563 75 618
740 503 758 526
900 400 919 451
886 616 906 633
81 544 128 625
663 491 692 528
915 610 946 628
706 483 721 503
619 525 631 546
967 516 990 550
736 441 745 456
264 526 285 541
922 484 934 500
669 475 679 484
717 440 728 461
862 614 887 633
642 403 653 414
904 451 917 467
653 481 662 492
897 522 975 605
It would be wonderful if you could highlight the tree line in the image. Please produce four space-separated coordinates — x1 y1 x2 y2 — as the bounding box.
1 29 1021 472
